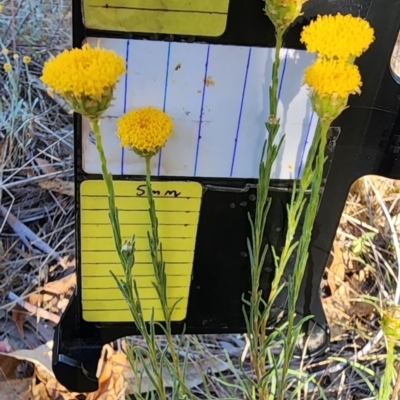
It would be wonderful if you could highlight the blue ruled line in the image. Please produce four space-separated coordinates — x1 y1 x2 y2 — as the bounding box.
278 49 288 100
121 40 130 176
157 42 171 176
193 45 210 177
296 111 315 178
230 48 252 177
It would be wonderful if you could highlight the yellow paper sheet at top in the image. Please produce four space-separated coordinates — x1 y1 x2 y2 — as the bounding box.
83 0 230 37
80 180 202 323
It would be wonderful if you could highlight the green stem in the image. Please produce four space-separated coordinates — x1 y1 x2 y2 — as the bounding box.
249 28 285 398
91 119 123 260
277 119 330 400
378 340 395 400
144 156 188 397
269 29 284 118
144 156 167 308
268 121 323 303
293 119 329 300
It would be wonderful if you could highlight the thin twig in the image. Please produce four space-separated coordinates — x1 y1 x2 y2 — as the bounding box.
7 291 60 324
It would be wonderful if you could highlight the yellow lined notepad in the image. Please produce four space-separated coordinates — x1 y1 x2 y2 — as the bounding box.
80 180 203 322
83 0 230 37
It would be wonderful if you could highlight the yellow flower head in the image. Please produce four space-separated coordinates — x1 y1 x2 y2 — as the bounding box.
304 59 362 98
23 55 31 64
301 13 375 61
40 43 126 119
116 107 173 158
264 0 308 32
382 305 400 343
1 48 9 56
13 53 19 60
304 59 362 121
3 63 12 72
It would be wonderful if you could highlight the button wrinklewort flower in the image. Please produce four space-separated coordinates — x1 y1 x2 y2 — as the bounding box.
3 63 12 72
40 43 126 119
264 0 309 32
382 305 400 343
304 59 362 121
301 13 375 61
116 107 173 158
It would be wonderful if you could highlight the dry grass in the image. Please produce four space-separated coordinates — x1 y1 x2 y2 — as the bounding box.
0 0 73 302
0 1 399 399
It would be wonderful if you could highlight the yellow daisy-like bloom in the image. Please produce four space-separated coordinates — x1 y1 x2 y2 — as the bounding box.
301 13 375 61
265 0 308 32
3 63 12 72
304 59 362 121
40 43 126 119
382 305 400 343
116 107 173 158
23 55 31 64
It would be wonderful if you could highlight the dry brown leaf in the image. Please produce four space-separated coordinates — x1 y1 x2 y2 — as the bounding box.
323 284 353 340
0 341 53 377
31 380 51 400
12 305 28 337
35 158 56 175
46 377 77 399
352 301 375 317
27 293 43 307
38 180 74 197
50 255 76 272
0 355 22 381
327 241 346 296
43 273 76 295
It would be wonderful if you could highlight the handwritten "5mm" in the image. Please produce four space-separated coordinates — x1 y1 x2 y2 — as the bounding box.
135 184 181 198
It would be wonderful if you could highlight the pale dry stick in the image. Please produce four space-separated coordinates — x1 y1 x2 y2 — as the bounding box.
7 292 60 324
388 193 400 215
341 213 380 233
0 132 71 187
1 169 73 190
392 369 400 399
28 230 75 286
337 369 346 400
0 183 16 234
298 328 314 400
34 123 73 150
241 333 251 363
39 220 74 245
48 190 68 216
370 241 399 289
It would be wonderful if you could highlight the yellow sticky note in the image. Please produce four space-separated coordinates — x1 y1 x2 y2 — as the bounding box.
80 180 203 322
82 0 230 37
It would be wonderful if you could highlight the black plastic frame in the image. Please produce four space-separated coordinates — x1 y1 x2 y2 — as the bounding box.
53 0 400 393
